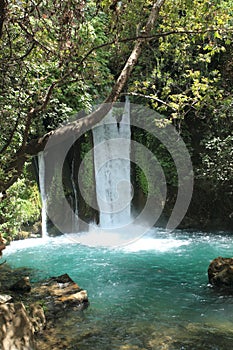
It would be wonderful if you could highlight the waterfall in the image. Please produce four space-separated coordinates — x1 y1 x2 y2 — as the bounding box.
37 98 131 242
92 98 131 229
38 152 48 237
71 154 79 232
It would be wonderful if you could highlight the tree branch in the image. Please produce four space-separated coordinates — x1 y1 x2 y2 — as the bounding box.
1 0 166 192
77 27 233 70
121 92 177 111
15 42 36 61
106 0 166 103
16 21 53 54
0 0 7 39
27 0 166 153
0 113 21 154
19 82 56 150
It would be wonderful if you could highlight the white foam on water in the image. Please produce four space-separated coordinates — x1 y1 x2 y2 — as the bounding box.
4 237 49 254
123 235 191 253
66 226 138 248
4 226 191 255
65 225 192 251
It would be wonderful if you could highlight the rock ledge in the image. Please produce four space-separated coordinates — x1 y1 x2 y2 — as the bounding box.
0 271 88 350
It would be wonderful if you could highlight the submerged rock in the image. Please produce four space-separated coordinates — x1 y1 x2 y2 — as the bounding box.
208 256 233 289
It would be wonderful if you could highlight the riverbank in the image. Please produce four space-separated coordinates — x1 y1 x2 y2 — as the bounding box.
0 264 88 350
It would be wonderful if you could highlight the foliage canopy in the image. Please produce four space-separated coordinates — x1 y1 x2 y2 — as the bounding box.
0 0 232 236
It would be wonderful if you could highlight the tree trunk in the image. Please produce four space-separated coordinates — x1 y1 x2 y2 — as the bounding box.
0 0 7 38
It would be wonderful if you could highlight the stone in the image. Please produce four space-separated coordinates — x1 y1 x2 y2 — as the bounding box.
57 290 88 305
0 272 88 349
0 234 6 258
208 256 233 289
10 276 31 293
0 302 37 350
29 304 46 334
17 230 31 240
51 273 74 284
32 273 89 317
0 295 13 304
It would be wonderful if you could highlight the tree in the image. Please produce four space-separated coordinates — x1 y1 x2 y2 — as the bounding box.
1 0 232 232
125 0 233 228
0 0 165 193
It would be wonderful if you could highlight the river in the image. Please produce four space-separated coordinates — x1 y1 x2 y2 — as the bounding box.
4 227 233 349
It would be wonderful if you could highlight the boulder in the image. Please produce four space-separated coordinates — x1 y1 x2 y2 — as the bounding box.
0 272 88 350
0 301 45 350
29 303 46 334
0 234 6 258
0 295 13 304
10 276 31 293
32 273 89 318
57 289 88 305
208 256 233 289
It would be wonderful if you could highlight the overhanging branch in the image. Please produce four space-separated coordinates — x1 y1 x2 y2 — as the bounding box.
77 27 233 70
121 92 177 111
1 0 166 192
0 0 7 38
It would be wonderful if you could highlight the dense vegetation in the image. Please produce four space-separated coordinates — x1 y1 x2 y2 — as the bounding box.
0 0 232 240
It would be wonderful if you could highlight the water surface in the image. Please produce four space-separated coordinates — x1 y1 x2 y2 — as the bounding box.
5 228 233 349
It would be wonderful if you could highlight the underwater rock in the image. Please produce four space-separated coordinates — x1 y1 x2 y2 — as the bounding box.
148 334 173 349
208 256 233 289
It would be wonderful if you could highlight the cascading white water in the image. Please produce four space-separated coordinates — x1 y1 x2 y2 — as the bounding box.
38 99 131 241
92 98 131 229
38 152 48 237
71 155 79 232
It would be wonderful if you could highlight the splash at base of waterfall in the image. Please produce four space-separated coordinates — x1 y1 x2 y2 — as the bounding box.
66 225 138 247
64 225 191 249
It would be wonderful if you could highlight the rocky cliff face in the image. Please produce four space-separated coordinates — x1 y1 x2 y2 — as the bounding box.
0 300 45 350
0 266 88 350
